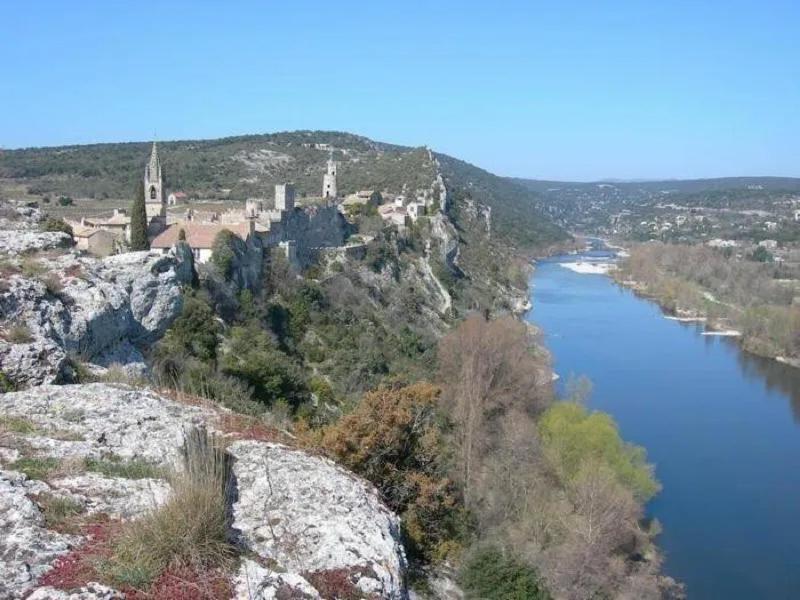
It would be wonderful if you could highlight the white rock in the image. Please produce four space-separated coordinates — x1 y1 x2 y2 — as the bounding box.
0 471 74 599
49 473 170 520
0 249 192 387
0 230 72 256
233 559 321 600
0 384 409 599
26 582 123 599
229 440 407 599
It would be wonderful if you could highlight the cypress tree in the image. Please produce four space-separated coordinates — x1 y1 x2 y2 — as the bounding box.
130 179 149 250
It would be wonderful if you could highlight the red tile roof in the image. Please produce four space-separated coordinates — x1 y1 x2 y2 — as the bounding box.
151 221 251 250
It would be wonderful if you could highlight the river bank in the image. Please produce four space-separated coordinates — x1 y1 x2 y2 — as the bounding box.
530 255 800 598
608 250 800 368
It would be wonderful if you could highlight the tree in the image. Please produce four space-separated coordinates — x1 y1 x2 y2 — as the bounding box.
130 179 149 250
437 313 548 506
210 230 237 279
42 217 73 238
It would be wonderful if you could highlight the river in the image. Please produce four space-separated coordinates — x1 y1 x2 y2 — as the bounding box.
528 248 800 599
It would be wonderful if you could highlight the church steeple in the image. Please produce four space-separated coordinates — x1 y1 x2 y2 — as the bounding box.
144 141 165 219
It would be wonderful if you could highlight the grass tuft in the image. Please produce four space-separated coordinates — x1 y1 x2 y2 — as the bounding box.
99 428 235 590
0 415 40 434
35 492 85 533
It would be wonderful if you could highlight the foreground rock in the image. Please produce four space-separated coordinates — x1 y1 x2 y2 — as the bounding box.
0 384 407 599
0 248 193 387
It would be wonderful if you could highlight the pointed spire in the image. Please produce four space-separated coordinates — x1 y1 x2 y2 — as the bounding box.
149 141 159 172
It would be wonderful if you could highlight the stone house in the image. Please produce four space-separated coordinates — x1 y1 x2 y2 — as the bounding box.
151 220 255 263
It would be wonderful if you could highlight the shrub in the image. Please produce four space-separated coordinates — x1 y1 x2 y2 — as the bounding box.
219 325 309 409
314 383 462 560
157 294 221 361
42 217 74 237
459 546 549 600
538 401 660 502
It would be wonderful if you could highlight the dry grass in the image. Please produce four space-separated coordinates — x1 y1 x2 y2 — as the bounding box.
34 492 86 533
99 428 235 589
3 323 33 344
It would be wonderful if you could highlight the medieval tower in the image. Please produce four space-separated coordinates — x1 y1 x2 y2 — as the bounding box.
144 142 165 220
322 158 337 199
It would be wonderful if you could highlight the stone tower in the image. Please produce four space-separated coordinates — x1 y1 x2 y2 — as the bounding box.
144 142 165 220
322 158 337 199
275 183 295 211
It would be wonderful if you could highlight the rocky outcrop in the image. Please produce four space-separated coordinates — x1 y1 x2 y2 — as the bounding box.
0 249 193 387
230 440 406 599
0 230 73 256
0 384 408 599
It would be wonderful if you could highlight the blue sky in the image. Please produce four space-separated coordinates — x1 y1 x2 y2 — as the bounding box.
1 1 798 180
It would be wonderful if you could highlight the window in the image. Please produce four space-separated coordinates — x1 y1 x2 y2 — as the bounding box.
150 186 157 200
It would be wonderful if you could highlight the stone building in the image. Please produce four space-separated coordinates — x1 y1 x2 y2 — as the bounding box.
144 142 166 224
275 183 295 211
322 158 338 199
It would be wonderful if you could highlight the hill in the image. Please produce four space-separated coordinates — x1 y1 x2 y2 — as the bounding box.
0 131 565 250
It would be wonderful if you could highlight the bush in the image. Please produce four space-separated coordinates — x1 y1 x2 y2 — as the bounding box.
314 383 463 560
460 546 549 600
158 294 220 361
42 217 74 237
538 401 660 501
219 325 309 409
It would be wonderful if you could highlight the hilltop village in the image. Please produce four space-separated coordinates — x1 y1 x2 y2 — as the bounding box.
65 142 446 269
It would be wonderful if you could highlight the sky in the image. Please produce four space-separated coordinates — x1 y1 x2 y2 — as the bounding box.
1 0 798 181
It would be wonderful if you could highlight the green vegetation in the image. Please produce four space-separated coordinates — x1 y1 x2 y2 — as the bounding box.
3 323 33 344
539 401 660 501
10 457 60 480
210 230 237 279
41 217 74 237
460 546 549 600
129 179 149 251
85 457 166 480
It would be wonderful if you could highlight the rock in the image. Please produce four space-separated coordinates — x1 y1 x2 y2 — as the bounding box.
49 473 170 520
229 440 407 599
0 384 409 599
0 230 72 256
26 582 123 599
0 384 213 465
0 471 74 599
233 559 321 600
0 249 192 387
0 339 70 388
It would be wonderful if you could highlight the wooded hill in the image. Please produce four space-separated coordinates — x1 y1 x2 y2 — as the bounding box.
0 130 565 250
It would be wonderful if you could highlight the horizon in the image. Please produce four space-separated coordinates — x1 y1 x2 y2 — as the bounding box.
2 1 799 181
4 128 800 185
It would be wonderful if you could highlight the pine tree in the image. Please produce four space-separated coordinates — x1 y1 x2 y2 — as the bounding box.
130 179 149 250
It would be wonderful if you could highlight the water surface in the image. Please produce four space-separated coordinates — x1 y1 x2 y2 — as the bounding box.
528 250 800 599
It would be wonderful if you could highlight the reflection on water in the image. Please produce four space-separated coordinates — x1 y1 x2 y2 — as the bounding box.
734 342 800 423
531 251 800 599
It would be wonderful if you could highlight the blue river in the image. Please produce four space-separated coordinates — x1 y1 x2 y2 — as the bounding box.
528 249 800 599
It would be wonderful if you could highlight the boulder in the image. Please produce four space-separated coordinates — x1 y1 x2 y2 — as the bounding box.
0 248 192 388
229 440 407 599
0 384 408 599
